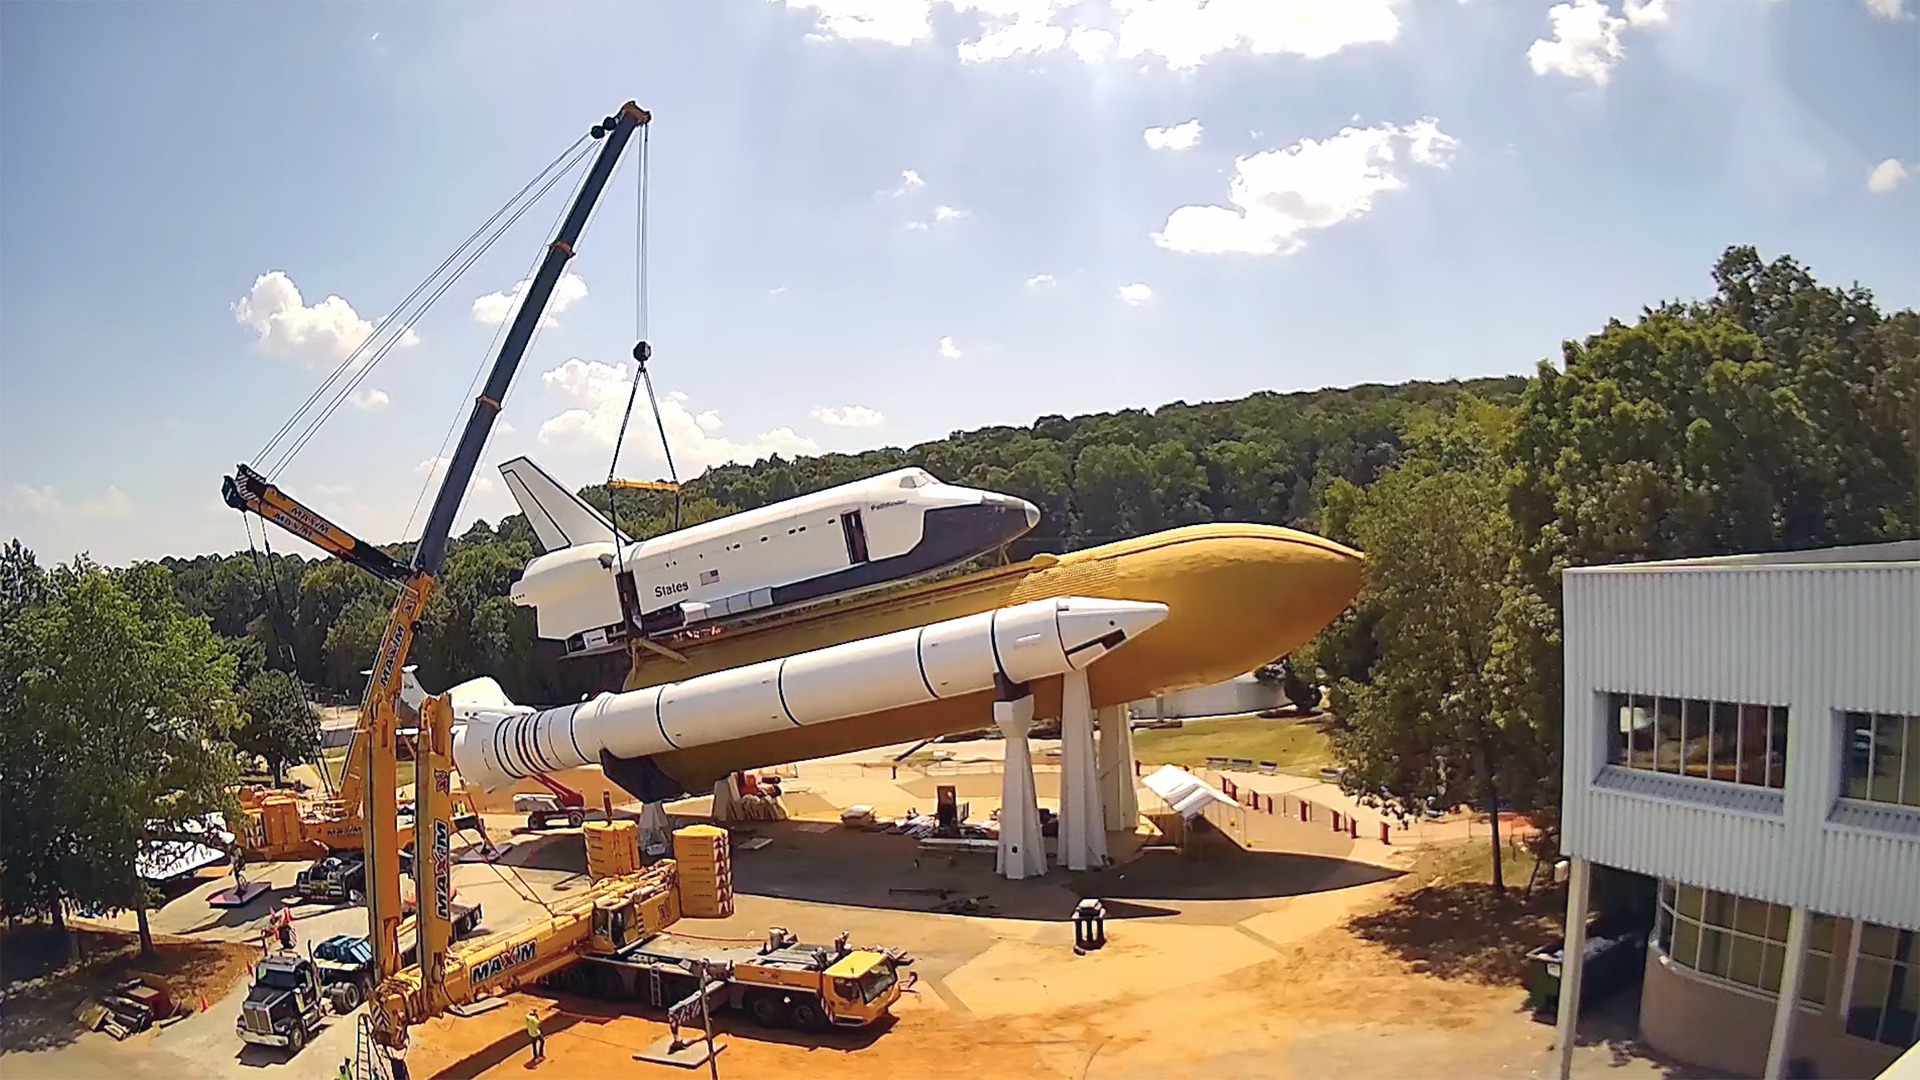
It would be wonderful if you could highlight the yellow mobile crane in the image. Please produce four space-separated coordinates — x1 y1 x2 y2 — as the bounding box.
227 103 912 1075
223 102 654 1069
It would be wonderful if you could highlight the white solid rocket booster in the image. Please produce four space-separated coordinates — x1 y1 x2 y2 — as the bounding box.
450 595 1168 792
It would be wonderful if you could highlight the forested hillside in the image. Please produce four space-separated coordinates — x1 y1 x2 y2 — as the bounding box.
5 245 1914 901
158 371 1531 705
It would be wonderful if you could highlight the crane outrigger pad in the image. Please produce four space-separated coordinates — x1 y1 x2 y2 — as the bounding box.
633 1034 726 1069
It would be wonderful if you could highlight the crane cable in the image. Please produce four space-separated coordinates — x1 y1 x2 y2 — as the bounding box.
605 124 681 590
238 514 332 797
270 140 599 483
398 140 601 543
256 134 591 476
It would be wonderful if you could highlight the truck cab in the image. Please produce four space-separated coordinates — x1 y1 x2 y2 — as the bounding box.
236 955 324 1051
822 951 903 1026
294 852 366 904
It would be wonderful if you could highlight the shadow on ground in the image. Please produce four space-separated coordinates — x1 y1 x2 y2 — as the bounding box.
1070 845 1399 903
1551 971 1743 1079
1344 880 1562 984
425 992 896 1080
672 820 1398 921
1 925 254 1056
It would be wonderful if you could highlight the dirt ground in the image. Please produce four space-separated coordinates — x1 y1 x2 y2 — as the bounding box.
4 773 1712 1080
0 922 259 1057
399 824 1702 1080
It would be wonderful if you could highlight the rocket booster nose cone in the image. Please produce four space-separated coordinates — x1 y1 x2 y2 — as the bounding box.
1057 598 1169 669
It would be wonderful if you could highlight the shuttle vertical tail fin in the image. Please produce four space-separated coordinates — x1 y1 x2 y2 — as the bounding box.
499 456 628 552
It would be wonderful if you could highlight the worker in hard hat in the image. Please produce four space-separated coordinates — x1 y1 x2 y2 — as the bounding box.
526 1008 544 1063
337 1058 352 1080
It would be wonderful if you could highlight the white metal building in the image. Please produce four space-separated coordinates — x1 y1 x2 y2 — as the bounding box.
1128 672 1286 720
1553 542 1920 1080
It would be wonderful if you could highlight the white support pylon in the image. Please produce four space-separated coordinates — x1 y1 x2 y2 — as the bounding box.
637 801 671 857
1057 669 1108 871
1097 703 1139 834
995 692 1047 880
711 773 742 823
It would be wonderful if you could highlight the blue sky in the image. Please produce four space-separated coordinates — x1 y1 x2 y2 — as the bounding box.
2 0 1915 566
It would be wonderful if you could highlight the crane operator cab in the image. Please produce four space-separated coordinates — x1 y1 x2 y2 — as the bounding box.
822 951 902 1026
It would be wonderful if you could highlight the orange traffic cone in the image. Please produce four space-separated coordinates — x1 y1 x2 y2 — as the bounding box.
199 994 211 1013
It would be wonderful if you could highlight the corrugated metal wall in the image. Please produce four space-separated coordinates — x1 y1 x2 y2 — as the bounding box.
1562 561 1920 932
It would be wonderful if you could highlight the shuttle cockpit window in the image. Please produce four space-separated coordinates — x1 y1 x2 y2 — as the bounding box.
898 469 934 490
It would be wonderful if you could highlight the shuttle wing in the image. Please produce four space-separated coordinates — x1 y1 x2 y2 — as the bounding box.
500 456 628 552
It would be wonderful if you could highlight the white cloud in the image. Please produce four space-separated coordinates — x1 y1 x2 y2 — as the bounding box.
774 0 934 45
1867 158 1913 193
1025 273 1057 288
906 204 968 231
413 456 495 496
349 388 390 412
536 358 819 468
889 169 926 196
1153 117 1458 256
472 271 588 328
769 285 790 295
497 419 517 436
811 405 887 428
1145 120 1204 151
958 13 1068 62
777 0 1396 69
1526 0 1668 86
1623 0 1668 26
233 271 418 367
5 483 135 520
1865 0 1911 21
1109 0 1399 68
1118 283 1154 305
938 335 963 359
1067 25 1114 60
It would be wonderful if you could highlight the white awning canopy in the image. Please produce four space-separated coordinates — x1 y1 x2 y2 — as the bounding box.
136 813 234 882
1141 764 1236 819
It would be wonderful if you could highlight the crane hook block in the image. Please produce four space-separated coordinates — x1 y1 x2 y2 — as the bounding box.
632 341 651 364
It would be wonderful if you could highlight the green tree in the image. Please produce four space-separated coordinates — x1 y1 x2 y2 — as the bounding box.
1326 459 1529 894
236 669 319 785
4 560 239 954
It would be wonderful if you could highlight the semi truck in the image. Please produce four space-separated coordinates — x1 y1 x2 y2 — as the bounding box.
236 954 325 1052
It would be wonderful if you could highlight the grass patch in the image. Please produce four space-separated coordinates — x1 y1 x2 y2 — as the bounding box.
318 747 414 792
1131 714 1333 772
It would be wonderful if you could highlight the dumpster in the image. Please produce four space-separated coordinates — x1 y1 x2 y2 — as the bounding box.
1525 927 1648 1012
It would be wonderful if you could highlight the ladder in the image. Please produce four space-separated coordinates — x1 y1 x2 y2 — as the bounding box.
352 1015 397 1080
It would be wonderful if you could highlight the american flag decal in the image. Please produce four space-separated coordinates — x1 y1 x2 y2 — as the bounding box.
700 569 720 586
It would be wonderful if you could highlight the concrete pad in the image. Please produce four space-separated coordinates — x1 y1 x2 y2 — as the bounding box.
1237 881 1396 951
634 1034 726 1068
940 920 1279 1017
206 883 269 908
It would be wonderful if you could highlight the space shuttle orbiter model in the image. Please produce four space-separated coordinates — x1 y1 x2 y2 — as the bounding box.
499 456 1041 657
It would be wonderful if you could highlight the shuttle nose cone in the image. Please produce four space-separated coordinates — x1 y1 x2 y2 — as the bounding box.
1022 500 1040 530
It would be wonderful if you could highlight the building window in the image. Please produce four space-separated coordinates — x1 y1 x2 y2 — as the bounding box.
1842 711 1920 809
1609 693 1787 788
1847 921 1918 1050
1655 881 1833 1006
